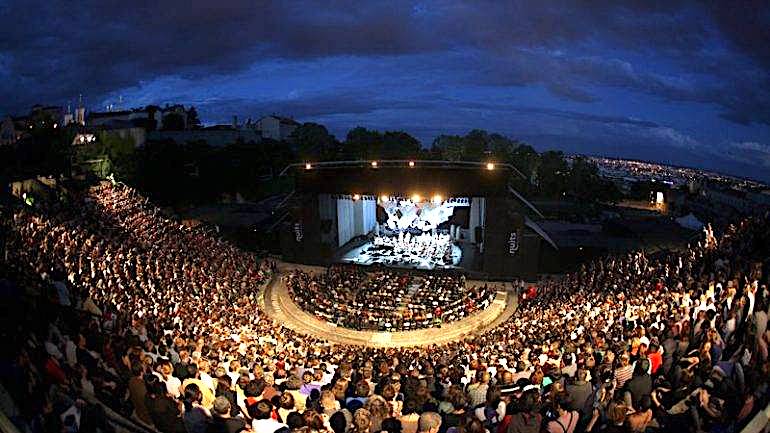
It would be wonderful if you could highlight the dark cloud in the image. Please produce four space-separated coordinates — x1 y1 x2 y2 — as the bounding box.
199 92 433 125
2 1 768 116
0 0 768 182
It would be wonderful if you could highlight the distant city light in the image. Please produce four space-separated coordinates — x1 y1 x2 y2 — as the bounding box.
486 163 494 170
408 161 415 167
432 195 442 204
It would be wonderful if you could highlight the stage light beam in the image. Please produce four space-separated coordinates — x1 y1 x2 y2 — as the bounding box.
380 195 389 202
412 194 421 203
432 195 442 204
353 194 360 201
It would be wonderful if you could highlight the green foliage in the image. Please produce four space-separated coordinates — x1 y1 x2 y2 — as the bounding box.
187 107 202 129
73 130 136 181
430 129 522 162
537 151 569 197
343 127 381 159
290 122 339 161
341 127 421 159
430 135 465 161
161 112 185 131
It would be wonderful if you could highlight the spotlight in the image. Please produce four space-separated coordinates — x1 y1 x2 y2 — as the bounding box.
411 194 421 203
486 162 495 170
380 195 389 202
432 195 442 204
408 161 415 167
371 161 378 168
305 163 312 170
353 194 360 201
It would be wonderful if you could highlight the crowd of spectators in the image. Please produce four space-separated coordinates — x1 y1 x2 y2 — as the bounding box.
0 182 768 433
286 267 496 331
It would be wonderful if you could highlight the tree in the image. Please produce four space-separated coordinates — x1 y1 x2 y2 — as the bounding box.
489 133 519 161
289 122 339 161
343 127 382 159
99 131 136 181
462 129 488 161
430 135 464 161
187 106 202 129
161 112 185 131
381 131 421 159
537 150 569 197
510 144 540 181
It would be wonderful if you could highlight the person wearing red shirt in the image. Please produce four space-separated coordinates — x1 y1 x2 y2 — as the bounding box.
647 343 663 375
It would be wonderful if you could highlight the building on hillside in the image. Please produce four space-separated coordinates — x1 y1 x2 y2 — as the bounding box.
148 125 261 147
88 107 162 129
702 186 754 214
88 104 191 130
30 105 64 122
73 126 147 148
253 115 299 141
1 104 68 146
0 116 26 146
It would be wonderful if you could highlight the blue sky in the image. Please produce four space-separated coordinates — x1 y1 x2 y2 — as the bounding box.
1 1 769 181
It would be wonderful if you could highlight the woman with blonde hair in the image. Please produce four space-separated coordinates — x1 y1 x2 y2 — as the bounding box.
320 390 341 417
353 408 372 433
382 384 403 417
364 395 391 432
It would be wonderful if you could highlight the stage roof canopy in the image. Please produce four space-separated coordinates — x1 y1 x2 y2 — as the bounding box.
285 160 520 196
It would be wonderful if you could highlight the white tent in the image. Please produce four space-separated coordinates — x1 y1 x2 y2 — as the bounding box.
676 213 704 231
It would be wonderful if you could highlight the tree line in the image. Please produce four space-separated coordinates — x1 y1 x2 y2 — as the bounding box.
1 113 621 207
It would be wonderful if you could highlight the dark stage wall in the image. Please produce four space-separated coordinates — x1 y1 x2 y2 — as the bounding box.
482 198 540 280
295 167 508 197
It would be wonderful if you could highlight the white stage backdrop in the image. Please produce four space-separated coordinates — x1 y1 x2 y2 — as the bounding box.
337 196 376 247
381 197 469 232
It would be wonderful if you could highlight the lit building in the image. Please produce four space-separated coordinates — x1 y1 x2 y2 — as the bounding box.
253 115 299 141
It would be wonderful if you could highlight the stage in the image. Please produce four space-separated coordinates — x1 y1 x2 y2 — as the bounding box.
280 161 545 279
340 236 463 270
336 235 480 271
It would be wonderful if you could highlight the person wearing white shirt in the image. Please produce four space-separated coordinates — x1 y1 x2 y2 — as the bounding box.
65 336 78 368
250 400 287 433
158 361 182 398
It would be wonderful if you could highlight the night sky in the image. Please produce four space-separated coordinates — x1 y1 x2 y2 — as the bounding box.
1 1 769 181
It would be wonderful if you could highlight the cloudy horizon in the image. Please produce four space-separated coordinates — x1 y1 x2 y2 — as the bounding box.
1 1 769 181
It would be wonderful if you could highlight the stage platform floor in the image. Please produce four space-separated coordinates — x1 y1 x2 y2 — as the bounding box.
334 238 480 272
262 261 519 348
340 241 462 270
